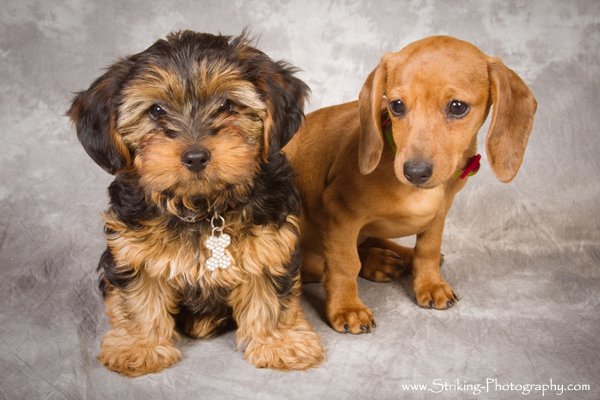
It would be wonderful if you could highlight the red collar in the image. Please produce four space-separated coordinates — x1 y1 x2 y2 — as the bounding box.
454 154 481 179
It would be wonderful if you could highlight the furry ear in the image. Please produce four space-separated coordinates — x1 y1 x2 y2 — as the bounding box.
485 57 537 183
67 58 134 175
260 63 310 159
235 37 310 160
357 55 388 175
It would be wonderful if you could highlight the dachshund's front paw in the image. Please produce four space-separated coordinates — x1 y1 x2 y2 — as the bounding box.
414 278 458 310
327 302 375 334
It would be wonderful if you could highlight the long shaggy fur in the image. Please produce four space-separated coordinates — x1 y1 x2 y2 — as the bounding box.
68 30 323 377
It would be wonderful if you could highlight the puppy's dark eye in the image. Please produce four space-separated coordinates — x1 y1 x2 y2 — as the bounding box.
149 104 166 120
218 99 234 114
448 100 469 118
389 100 406 117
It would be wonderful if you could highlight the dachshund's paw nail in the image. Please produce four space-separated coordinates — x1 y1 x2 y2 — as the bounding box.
446 301 454 308
387 273 395 280
360 324 368 333
343 324 350 334
429 300 435 309
371 319 377 328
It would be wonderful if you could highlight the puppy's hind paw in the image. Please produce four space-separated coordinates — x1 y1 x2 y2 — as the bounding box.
359 246 404 282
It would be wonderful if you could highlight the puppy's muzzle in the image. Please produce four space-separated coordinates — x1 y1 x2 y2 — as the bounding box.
403 159 433 185
181 147 211 172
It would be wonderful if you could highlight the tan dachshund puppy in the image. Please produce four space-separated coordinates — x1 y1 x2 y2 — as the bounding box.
284 36 537 334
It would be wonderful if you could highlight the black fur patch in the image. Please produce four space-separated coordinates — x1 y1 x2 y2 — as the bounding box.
272 247 303 299
180 283 231 317
97 248 136 297
107 174 159 228
249 154 301 227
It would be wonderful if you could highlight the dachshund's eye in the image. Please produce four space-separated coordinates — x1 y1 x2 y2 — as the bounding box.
389 100 406 117
149 104 166 120
218 99 234 114
448 100 470 118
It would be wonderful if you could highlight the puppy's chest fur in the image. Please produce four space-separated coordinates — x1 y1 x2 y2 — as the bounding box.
106 215 245 286
101 173 300 308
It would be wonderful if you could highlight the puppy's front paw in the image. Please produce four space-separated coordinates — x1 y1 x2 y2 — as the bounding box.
98 328 182 377
245 329 324 371
414 279 458 310
359 247 404 282
328 303 375 334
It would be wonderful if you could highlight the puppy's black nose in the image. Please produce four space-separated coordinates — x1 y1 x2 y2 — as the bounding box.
403 160 433 185
181 148 211 172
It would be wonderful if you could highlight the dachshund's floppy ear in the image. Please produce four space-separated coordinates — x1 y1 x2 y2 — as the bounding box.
234 35 310 160
485 57 537 183
67 58 134 175
358 55 388 175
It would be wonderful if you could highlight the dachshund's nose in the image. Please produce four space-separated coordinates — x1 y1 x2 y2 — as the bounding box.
403 160 433 185
181 148 211 172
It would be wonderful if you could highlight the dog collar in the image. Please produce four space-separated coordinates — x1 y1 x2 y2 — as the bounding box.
176 210 207 223
381 114 480 179
454 154 481 179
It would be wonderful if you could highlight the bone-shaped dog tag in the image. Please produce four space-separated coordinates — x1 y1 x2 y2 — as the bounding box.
205 213 232 271
206 232 231 271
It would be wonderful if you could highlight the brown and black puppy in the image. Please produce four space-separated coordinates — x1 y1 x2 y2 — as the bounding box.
68 31 323 376
284 36 537 334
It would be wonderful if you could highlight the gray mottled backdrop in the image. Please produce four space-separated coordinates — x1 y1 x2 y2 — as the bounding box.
1 1 599 399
